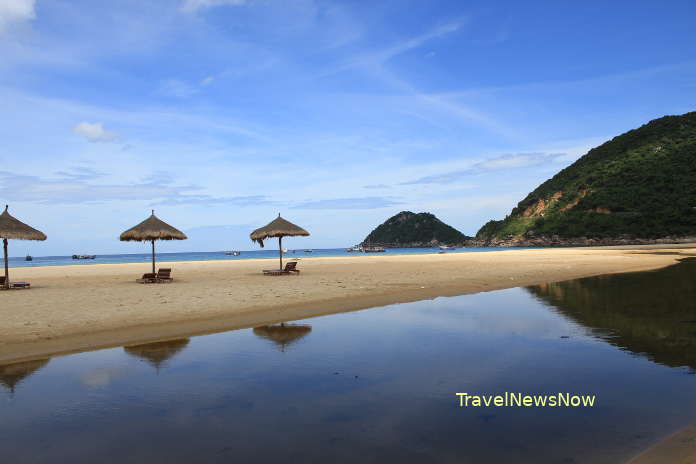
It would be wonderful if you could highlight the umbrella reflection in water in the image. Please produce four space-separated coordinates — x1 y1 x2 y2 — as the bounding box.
253 323 312 352
124 338 190 372
0 358 50 396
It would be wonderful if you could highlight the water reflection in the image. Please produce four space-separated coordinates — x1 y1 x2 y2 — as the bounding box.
0 358 50 395
253 323 312 351
123 338 190 371
526 258 696 369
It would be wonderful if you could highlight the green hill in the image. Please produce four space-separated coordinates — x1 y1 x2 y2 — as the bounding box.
476 111 696 244
362 211 469 247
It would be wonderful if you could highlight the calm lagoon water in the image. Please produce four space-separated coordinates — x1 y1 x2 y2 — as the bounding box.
2 259 696 463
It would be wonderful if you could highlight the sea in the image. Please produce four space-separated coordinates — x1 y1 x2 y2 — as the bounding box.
12 247 530 268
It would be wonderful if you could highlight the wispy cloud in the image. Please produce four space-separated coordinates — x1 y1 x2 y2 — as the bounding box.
54 167 107 181
180 0 249 13
157 79 199 98
318 20 464 78
0 170 199 204
293 197 401 210
0 169 275 207
364 184 391 189
403 153 567 185
312 19 513 138
73 122 119 143
153 195 275 207
0 0 35 33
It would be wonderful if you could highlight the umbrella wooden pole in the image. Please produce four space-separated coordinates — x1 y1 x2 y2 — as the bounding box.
279 236 283 270
151 239 156 275
3 238 8 290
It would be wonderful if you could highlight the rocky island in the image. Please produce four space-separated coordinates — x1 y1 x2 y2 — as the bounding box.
360 211 471 248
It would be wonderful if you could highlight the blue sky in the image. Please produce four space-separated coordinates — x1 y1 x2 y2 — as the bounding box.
1 0 695 255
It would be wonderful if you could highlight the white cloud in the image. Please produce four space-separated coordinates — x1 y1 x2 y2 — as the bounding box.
73 122 119 143
0 0 35 32
180 0 249 13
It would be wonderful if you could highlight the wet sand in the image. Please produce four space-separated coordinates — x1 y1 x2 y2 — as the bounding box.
628 424 696 464
1 245 694 364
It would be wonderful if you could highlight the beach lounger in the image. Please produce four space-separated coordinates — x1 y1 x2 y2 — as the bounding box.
263 261 300 276
157 268 173 282
136 272 157 283
0 276 31 289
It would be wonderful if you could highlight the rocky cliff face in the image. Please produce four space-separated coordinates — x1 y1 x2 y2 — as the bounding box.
361 211 470 248
465 235 696 247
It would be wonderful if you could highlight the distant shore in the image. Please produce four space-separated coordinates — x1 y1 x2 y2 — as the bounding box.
1 244 694 365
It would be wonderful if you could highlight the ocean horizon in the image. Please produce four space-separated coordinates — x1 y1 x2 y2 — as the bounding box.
12 247 532 268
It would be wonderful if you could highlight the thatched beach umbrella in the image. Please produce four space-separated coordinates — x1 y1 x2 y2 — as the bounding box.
119 210 187 275
253 324 312 352
0 205 47 289
250 215 309 270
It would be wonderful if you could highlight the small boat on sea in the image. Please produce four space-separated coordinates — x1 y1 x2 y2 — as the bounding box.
346 246 362 252
72 254 96 260
303 249 313 253
25 255 32 261
224 251 241 256
439 245 455 250
363 246 385 253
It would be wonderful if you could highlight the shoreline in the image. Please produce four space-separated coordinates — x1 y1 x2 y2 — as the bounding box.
1 245 694 365
11 242 696 268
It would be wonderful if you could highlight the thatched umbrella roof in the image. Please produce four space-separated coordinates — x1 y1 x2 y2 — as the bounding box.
124 338 190 370
250 215 309 248
253 324 312 351
120 210 187 242
0 205 47 241
0 358 50 395
1 205 47 289
120 210 187 276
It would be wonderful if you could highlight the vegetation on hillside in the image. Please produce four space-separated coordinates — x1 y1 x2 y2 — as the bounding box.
477 112 696 240
363 211 469 246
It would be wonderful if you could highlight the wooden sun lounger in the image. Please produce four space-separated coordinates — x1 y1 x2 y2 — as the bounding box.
263 261 300 276
136 273 157 284
136 268 173 284
157 268 173 282
0 276 31 289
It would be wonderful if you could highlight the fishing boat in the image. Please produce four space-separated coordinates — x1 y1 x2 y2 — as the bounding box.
72 254 96 259
303 249 313 253
346 246 362 252
224 251 241 256
439 245 455 250
25 255 33 261
363 246 385 253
